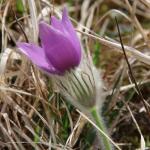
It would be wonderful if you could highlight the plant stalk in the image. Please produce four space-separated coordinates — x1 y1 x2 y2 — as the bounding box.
90 107 112 150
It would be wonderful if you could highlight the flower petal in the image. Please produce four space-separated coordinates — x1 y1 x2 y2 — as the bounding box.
39 22 80 72
51 16 69 36
51 9 81 60
51 16 62 31
62 8 81 57
17 42 59 74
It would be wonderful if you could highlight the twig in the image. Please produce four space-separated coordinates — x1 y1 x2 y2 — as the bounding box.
11 9 29 43
115 17 150 117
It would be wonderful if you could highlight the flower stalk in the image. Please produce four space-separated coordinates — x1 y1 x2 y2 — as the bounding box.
90 107 112 150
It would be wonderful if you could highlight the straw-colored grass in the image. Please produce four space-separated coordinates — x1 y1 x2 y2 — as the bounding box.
0 0 150 149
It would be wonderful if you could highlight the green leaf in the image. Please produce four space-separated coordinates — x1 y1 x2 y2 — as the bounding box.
93 42 101 66
16 0 24 14
34 126 40 143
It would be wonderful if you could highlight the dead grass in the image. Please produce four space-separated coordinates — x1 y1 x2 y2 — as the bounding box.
0 0 150 149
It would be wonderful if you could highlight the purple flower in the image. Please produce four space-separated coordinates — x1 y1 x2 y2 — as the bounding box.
17 8 81 74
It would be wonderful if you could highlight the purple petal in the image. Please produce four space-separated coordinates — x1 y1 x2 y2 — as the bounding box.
61 8 81 58
51 16 62 31
51 16 69 37
51 8 81 60
17 42 59 74
39 22 80 72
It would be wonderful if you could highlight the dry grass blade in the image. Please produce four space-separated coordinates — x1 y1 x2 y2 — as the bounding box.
0 123 20 150
115 17 150 117
125 103 145 150
77 30 150 65
1 1 10 51
65 115 87 147
27 0 38 42
12 9 28 43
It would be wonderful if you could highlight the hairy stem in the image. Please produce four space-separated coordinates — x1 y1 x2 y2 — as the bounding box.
90 107 112 150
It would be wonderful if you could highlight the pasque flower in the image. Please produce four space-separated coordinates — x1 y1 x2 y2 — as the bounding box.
17 8 81 74
17 8 113 150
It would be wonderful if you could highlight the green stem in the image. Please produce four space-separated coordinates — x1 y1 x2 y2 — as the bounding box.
90 107 112 150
